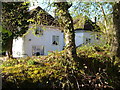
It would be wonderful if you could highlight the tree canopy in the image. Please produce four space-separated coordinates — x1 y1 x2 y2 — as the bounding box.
1 2 30 57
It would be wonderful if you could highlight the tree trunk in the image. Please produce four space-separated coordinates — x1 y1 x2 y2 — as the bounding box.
7 37 13 58
112 2 120 58
54 2 77 61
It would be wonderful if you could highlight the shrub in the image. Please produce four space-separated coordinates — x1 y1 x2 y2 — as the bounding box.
1 45 120 89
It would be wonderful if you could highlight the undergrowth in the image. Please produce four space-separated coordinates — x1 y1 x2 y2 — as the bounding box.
1 44 120 89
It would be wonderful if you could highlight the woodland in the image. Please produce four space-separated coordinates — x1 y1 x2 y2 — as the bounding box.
0 1 120 89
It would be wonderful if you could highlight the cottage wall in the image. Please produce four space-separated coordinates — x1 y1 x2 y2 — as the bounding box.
75 30 103 47
75 31 84 46
12 27 103 58
12 37 24 58
21 27 64 57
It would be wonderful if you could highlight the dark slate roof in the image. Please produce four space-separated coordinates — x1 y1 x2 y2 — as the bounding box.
74 28 84 31
84 18 100 32
29 6 59 26
75 18 100 32
29 6 100 32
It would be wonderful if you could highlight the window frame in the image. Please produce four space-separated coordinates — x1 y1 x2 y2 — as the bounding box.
52 35 59 45
96 34 101 40
35 27 43 35
86 38 91 44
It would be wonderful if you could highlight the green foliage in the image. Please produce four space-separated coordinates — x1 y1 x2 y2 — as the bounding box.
1 45 120 89
27 59 35 65
1 2 30 51
77 44 111 59
73 14 85 29
2 2 30 37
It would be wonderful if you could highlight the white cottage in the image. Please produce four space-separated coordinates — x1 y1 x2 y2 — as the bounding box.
12 6 101 58
74 16 102 47
12 28 101 58
12 25 64 57
75 29 101 47
12 6 64 58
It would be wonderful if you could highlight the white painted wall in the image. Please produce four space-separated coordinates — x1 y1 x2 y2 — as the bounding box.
75 30 102 46
12 26 64 57
75 30 84 46
83 31 104 45
83 31 95 44
12 27 102 58
12 37 24 58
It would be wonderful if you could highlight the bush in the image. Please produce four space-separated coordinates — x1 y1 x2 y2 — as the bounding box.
1 45 120 89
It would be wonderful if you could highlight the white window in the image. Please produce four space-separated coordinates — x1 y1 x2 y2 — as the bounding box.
35 27 43 35
32 46 44 56
52 35 59 45
86 38 91 44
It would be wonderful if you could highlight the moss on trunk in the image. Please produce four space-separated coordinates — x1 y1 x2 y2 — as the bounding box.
54 2 77 61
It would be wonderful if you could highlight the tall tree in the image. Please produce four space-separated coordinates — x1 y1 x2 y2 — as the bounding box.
54 2 77 61
2 2 29 58
112 1 120 58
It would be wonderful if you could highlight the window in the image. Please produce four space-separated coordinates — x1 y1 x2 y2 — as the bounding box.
35 27 43 35
32 46 44 56
86 38 91 44
96 34 101 40
52 35 59 45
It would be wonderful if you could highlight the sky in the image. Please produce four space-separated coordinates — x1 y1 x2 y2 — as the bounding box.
29 0 55 16
29 0 113 22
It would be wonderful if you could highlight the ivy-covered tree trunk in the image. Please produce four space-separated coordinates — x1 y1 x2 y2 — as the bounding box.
112 2 120 58
54 2 77 60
